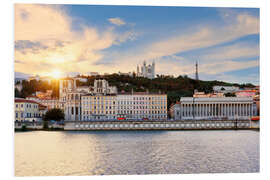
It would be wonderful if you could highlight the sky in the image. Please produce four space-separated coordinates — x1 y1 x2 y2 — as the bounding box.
14 4 260 85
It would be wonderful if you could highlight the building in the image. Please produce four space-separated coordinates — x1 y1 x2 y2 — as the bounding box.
15 98 44 122
86 72 99 76
169 102 180 119
35 90 53 99
118 71 134 77
235 90 257 98
172 97 254 120
81 92 167 121
15 83 23 92
116 92 167 120
59 78 77 102
60 77 167 121
75 77 88 83
81 94 117 121
213 86 240 93
136 61 155 79
193 91 224 98
93 79 117 95
26 95 64 110
40 99 64 110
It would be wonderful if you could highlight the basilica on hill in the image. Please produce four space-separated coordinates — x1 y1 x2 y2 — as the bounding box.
136 60 155 79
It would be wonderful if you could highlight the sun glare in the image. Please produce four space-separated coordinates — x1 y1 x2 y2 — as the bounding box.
51 70 62 79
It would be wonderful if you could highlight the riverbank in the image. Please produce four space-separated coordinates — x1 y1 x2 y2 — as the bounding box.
15 119 259 131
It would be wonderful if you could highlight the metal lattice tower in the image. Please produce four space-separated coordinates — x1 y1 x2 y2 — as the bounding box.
195 61 199 80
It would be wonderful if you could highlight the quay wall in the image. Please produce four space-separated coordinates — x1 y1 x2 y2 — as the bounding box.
64 120 254 131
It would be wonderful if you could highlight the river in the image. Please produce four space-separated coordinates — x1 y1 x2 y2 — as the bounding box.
15 130 259 176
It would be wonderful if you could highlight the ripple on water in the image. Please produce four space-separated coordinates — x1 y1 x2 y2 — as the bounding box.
15 130 259 176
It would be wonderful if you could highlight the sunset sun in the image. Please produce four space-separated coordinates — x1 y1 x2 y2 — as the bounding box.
51 70 62 79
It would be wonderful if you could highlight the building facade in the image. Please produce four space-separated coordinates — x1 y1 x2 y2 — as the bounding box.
60 78 167 121
15 99 43 122
137 61 155 79
213 86 240 93
93 79 117 95
173 97 254 120
81 92 167 121
81 94 117 121
116 93 167 120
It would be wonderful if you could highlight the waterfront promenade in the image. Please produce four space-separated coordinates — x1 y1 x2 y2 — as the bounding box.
15 119 259 131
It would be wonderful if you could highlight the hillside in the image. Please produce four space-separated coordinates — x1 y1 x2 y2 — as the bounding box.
15 74 255 110
77 74 255 109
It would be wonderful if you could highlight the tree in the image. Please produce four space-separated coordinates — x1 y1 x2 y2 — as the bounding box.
15 88 21 97
43 108 64 121
224 92 236 97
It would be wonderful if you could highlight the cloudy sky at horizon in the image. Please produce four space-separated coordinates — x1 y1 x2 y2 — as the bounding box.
14 4 260 85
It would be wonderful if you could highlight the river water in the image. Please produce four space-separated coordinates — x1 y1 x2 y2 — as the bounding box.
15 130 259 176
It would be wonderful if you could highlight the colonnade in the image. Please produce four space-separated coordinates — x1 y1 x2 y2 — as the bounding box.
180 102 253 119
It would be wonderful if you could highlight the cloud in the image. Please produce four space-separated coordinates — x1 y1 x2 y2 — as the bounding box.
199 42 259 62
14 4 118 76
146 13 259 59
101 12 259 79
15 40 48 54
114 31 138 45
108 17 126 26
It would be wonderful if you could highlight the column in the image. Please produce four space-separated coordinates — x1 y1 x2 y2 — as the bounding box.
251 103 254 116
240 104 242 117
198 104 202 118
212 103 214 117
221 103 223 117
246 104 248 116
236 103 238 117
229 103 231 117
232 103 235 118
249 103 252 117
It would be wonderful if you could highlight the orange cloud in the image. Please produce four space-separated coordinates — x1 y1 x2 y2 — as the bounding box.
14 4 117 76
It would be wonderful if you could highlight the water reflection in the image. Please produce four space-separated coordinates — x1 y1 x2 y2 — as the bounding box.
15 130 259 176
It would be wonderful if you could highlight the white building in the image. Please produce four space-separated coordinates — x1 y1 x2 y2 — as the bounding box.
137 61 155 79
86 72 99 76
81 94 117 121
26 96 64 110
60 78 117 121
15 83 23 92
213 86 240 93
60 78 167 121
15 98 44 122
116 92 167 120
94 79 117 95
173 97 254 120
81 92 167 121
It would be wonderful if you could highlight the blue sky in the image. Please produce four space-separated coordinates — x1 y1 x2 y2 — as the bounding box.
14 4 259 85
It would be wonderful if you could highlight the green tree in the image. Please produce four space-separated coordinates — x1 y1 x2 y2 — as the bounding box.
15 88 21 97
44 108 64 121
224 92 236 97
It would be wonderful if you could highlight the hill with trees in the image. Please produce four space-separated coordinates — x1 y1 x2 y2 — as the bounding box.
15 74 255 110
